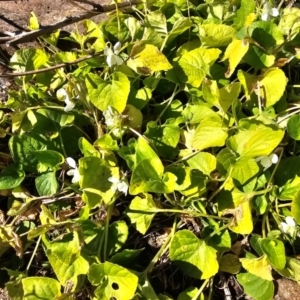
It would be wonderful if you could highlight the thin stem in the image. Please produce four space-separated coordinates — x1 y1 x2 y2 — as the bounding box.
207 167 233 203
26 235 42 273
267 147 283 188
144 216 177 275
192 279 210 300
262 214 267 238
127 208 230 221
59 130 67 157
103 204 113 262
155 85 180 123
205 223 231 241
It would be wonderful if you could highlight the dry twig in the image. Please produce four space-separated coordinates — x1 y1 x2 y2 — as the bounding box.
0 0 141 45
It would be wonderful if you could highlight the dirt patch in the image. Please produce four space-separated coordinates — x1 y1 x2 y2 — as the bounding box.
0 0 109 33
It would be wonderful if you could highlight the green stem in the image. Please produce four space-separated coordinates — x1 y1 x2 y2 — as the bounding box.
192 279 210 300
144 216 177 275
207 167 233 203
155 85 179 123
128 208 230 221
205 222 231 241
267 147 283 188
103 204 113 262
26 235 42 273
59 129 67 157
262 214 267 238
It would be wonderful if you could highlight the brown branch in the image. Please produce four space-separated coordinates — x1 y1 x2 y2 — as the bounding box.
0 0 141 46
0 53 99 77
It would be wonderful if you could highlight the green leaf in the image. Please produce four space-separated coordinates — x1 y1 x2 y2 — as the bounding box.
199 24 237 47
240 255 273 281
237 272 274 300
178 288 204 300
10 48 49 81
86 72 130 113
33 150 64 173
192 115 228 151
274 157 300 200
222 39 249 78
234 0 256 30
0 164 25 190
219 82 241 112
145 11 167 35
94 134 119 151
230 201 254 234
231 157 259 185
127 194 157 234
259 68 287 107
127 43 172 75
46 231 89 289
107 221 128 256
170 230 218 279
180 170 207 198
104 15 130 42
119 138 177 194
182 104 216 124
79 157 119 207
243 45 275 69
206 228 231 253
219 254 242 274
144 121 180 159
249 21 284 50
165 165 191 191
9 133 51 172
35 172 59 196
79 137 100 157
287 115 300 140
36 108 74 128
22 277 61 300
186 152 216 176
88 262 138 300
110 248 144 266
167 18 193 44
83 19 106 52
227 127 284 158
128 87 152 109
260 238 286 270
292 190 300 224
174 47 221 87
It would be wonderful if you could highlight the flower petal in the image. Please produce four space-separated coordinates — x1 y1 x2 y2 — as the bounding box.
114 41 122 53
280 222 288 233
66 157 77 169
64 100 75 112
108 177 119 184
72 170 80 183
117 181 128 196
271 8 279 17
67 169 75 176
285 216 296 227
271 153 278 164
261 12 270 21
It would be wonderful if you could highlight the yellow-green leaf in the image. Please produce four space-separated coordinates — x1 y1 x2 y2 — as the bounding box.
240 255 273 281
222 39 249 78
259 68 288 107
127 43 172 75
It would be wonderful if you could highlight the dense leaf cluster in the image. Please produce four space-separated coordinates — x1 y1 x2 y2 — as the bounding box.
1 0 300 299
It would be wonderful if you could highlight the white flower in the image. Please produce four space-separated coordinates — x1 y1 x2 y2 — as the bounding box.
108 176 128 196
57 88 75 112
255 153 278 171
261 2 279 21
66 157 80 183
104 42 123 67
103 106 120 127
280 216 297 236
